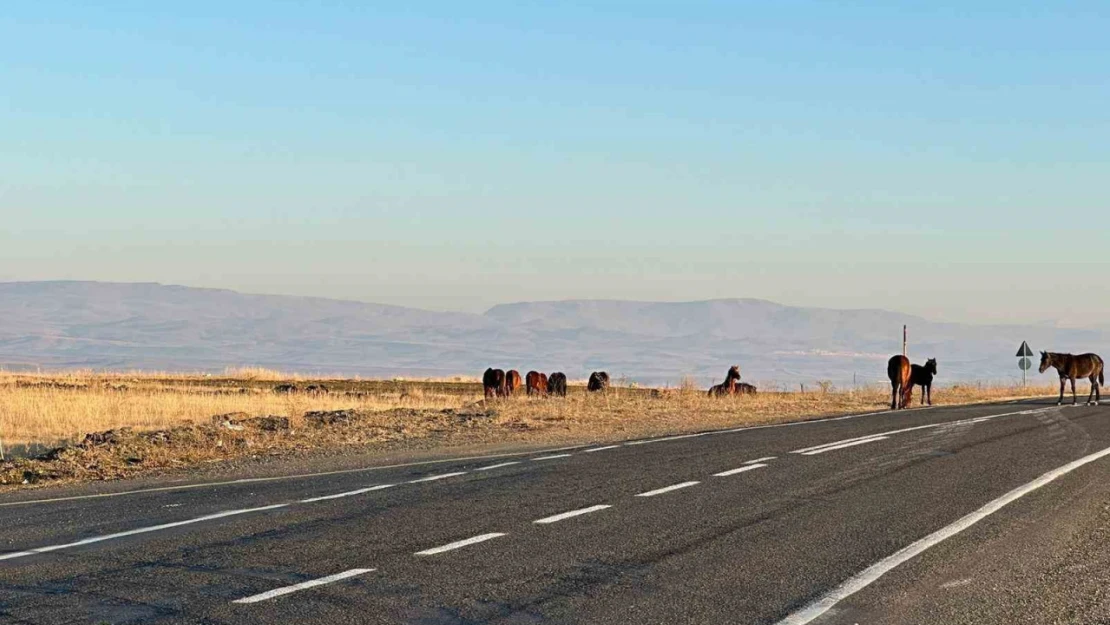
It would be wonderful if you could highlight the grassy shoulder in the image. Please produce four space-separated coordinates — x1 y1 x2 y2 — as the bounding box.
0 371 1055 488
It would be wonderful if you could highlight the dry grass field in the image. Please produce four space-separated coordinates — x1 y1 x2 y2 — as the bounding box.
0 370 1056 487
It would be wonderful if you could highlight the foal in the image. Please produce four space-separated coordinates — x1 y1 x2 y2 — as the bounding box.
909 358 937 406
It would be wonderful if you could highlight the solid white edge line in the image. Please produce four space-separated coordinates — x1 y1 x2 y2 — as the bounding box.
232 568 376 604
408 472 467 483
415 533 506 556
299 484 395 503
532 454 573 461
775 444 1110 625
475 461 521 471
801 436 890 456
534 505 612 524
636 481 701 497
714 463 769 477
745 456 777 464
584 445 622 453
0 504 290 561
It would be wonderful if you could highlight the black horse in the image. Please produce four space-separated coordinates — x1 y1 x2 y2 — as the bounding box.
587 371 610 392
1040 351 1104 405
908 358 937 406
547 372 568 397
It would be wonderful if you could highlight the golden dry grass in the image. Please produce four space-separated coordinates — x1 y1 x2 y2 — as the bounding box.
0 371 1057 451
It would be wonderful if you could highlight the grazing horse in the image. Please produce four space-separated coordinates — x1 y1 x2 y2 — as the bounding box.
526 371 547 396
482 368 506 399
547 372 567 397
505 370 523 396
909 358 937 406
737 382 758 394
887 355 912 410
709 366 742 397
587 371 610 392
1040 351 1104 405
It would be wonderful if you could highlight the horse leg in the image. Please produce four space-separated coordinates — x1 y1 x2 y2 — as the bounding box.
1058 378 1065 405
926 382 932 406
891 383 898 410
1088 376 1096 405
1071 377 1078 405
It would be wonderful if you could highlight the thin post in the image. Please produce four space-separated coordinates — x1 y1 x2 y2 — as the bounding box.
903 325 907 357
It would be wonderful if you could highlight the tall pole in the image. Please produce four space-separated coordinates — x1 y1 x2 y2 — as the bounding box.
903 325 907 358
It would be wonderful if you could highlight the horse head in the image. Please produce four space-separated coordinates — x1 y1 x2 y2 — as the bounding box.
926 358 937 375
1039 351 1051 374
727 365 741 382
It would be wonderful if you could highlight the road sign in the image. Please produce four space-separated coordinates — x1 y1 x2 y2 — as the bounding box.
1018 357 1032 370
1016 341 1034 358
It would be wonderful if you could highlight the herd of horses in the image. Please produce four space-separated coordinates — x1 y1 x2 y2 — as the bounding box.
886 350 1105 410
485 349 1105 409
482 368 606 398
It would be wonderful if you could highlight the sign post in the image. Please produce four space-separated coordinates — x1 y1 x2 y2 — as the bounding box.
1016 341 1034 387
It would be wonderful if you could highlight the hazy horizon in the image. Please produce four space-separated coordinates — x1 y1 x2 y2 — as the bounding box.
4 3 1108 327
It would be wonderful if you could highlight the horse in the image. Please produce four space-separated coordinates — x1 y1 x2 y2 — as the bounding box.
709 366 742 397
737 382 758 394
482 368 506 399
1039 351 1104 405
526 371 546 396
887 355 912 410
909 358 937 406
547 372 567 397
587 371 610 392
505 370 523 396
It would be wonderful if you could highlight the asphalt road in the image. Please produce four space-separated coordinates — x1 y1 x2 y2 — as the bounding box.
1 399 1108 624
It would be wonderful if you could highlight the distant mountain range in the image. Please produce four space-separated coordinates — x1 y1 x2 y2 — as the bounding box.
1 281 1106 387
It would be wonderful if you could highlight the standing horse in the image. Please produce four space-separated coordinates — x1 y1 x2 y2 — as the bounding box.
887 355 912 410
526 371 546 396
587 371 610 393
709 366 742 397
1040 351 1104 405
482 368 506 399
505 370 523 396
547 372 567 397
909 358 937 406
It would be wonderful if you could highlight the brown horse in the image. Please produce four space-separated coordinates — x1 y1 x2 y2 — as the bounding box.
547 372 567 397
505 370 523 396
587 371 610 392
909 358 937 406
482 368 506 399
887 355 912 410
526 371 547 396
1040 351 1104 405
709 366 742 397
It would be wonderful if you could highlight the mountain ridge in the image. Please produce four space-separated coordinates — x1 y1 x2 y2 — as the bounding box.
1 281 1104 386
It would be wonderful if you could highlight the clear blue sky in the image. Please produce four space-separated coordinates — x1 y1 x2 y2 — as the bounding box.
2 2 1107 325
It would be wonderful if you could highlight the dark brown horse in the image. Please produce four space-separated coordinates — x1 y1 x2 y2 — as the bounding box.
587 371 610 392
709 366 742 397
526 371 547 396
1040 351 1104 405
482 368 506 399
887 355 912 410
547 372 567 397
909 358 937 406
505 370 523 396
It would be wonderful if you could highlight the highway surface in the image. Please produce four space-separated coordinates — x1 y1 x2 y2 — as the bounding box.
1 399 1108 624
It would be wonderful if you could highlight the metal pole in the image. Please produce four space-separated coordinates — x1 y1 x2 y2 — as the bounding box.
903 325 907 357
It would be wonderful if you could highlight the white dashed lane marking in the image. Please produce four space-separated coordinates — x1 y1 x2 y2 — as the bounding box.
532 454 573 461
475 462 521 471
0 504 290 562
583 445 622 453
299 484 395 503
800 436 889 456
534 505 612 525
636 481 701 497
409 472 468 483
232 568 376 604
415 533 507 556
745 456 777 464
714 463 769 477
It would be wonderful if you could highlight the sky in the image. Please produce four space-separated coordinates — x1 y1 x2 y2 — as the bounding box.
2 2 1108 326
